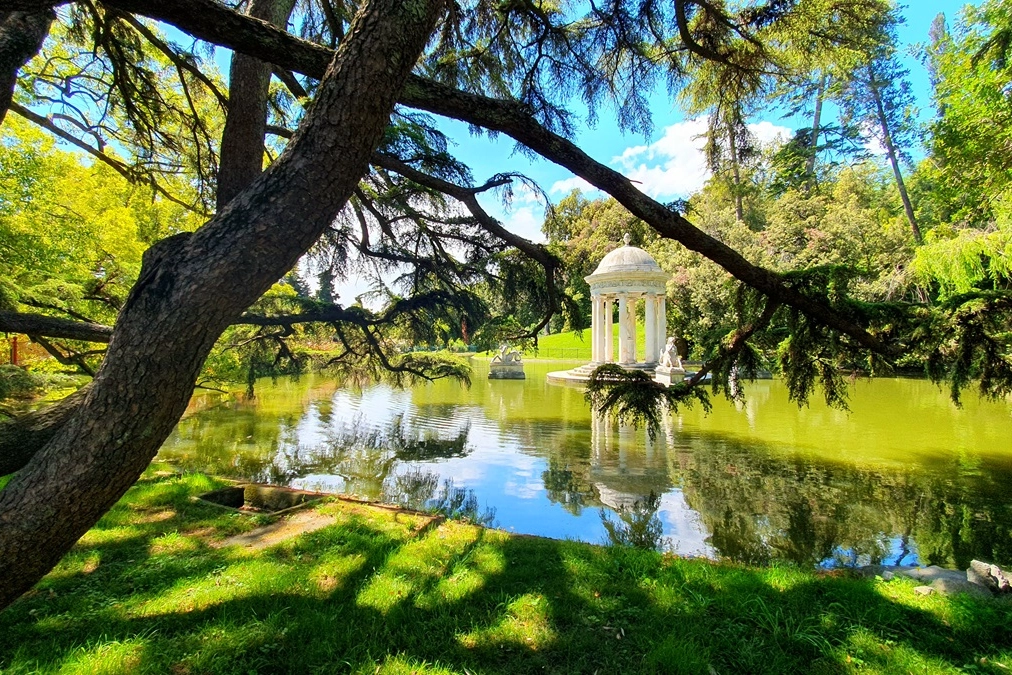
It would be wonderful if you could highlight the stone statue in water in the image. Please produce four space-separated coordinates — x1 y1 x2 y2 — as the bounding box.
654 336 685 386
491 344 522 364
489 344 525 379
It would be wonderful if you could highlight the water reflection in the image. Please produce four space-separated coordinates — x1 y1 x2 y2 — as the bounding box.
158 362 1012 568
600 492 664 550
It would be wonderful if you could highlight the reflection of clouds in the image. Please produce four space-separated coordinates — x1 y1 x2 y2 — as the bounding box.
503 476 544 500
656 491 715 558
291 473 349 494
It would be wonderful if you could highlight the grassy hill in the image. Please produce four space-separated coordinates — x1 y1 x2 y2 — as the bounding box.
531 324 650 360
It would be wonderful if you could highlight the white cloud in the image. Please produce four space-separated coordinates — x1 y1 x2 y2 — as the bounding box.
859 121 887 156
499 205 545 243
612 118 791 199
550 176 596 196
750 120 791 146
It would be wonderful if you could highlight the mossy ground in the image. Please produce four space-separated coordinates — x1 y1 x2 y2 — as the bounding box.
1 468 1010 674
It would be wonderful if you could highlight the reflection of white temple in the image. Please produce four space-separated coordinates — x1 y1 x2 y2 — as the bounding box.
547 233 670 383
589 409 668 510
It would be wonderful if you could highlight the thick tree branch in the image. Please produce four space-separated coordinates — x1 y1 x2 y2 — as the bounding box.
0 312 113 342
396 78 895 356
0 7 53 122
97 0 333 80
0 385 90 477
673 0 731 65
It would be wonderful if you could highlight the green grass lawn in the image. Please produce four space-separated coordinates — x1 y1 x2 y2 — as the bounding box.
2 468 1010 674
534 325 650 361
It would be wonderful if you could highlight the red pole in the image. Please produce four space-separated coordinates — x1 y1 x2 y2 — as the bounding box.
11 335 18 366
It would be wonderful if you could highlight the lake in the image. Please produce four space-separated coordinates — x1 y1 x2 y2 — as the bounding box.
157 359 1012 569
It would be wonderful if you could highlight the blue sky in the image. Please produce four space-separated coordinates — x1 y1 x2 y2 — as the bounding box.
439 1 972 244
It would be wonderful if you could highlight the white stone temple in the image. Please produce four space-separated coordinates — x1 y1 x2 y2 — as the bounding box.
548 234 678 384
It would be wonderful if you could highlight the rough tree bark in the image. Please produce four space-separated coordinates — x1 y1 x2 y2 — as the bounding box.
0 7 53 122
0 0 444 611
216 0 296 211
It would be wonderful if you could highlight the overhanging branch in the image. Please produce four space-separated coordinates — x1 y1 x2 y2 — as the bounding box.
0 312 113 342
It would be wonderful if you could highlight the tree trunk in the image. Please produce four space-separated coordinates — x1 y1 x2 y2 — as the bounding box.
728 130 744 222
0 8 53 123
0 0 444 611
0 385 90 476
805 73 826 188
870 77 922 243
216 0 296 211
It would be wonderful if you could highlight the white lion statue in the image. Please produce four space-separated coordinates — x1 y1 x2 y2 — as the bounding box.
658 336 682 370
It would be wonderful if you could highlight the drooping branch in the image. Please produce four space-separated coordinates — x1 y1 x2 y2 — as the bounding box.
30 335 98 376
10 102 203 212
371 151 564 338
683 296 781 388
116 11 229 110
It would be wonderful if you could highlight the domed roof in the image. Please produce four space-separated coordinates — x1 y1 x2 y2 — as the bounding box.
590 233 662 276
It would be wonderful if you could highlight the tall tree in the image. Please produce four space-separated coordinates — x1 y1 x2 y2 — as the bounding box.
840 24 923 242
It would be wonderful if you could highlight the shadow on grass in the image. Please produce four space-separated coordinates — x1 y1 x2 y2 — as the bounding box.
2 472 1011 674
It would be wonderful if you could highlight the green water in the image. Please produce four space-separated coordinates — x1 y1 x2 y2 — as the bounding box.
158 360 1012 568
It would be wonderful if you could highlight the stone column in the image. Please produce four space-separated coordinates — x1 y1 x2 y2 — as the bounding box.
625 295 637 364
617 294 629 364
591 293 599 362
658 292 667 357
645 294 656 365
627 295 635 364
604 296 613 363
597 295 607 362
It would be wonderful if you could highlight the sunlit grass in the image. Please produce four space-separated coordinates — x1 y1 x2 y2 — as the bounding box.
1 469 1011 674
